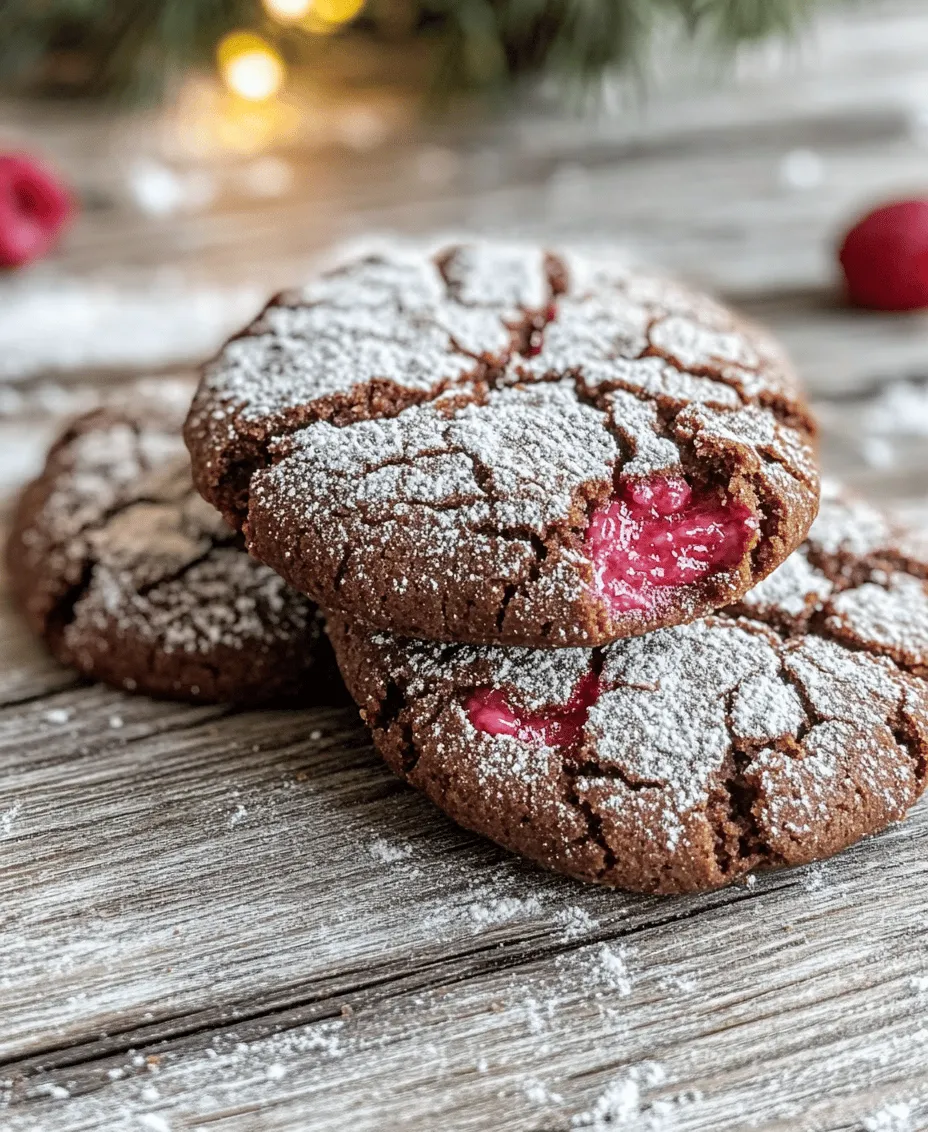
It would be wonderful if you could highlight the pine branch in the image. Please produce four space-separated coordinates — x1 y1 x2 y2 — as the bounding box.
0 0 828 99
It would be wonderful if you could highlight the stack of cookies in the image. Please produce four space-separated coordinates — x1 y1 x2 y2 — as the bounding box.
10 242 928 893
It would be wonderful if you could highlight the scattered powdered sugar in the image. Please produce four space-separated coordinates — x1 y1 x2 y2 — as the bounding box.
34 1083 71 1100
801 864 828 893
137 1113 172 1132
523 1077 564 1106
228 805 248 830
863 1101 915 1132
0 803 21 838
553 906 599 940
467 894 544 928
367 838 414 864
572 1063 667 1129
0 278 261 380
570 1067 707 1132
910 976 928 996
43 708 72 725
659 971 698 994
587 944 633 996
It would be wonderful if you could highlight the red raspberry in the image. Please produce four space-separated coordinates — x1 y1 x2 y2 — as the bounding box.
839 199 928 311
0 154 73 268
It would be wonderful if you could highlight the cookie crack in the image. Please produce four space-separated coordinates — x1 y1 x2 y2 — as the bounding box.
332 542 352 594
801 602 924 681
805 543 928 593
641 315 810 433
565 758 664 792
714 749 770 877
713 688 778 877
24 434 180 643
204 376 490 526
133 543 224 599
43 557 96 652
435 246 565 363
493 533 550 635
546 653 622 876
890 704 928 787
770 658 815 747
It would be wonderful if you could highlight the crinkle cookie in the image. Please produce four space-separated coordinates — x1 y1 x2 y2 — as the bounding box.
186 242 819 647
7 405 334 704
328 486 928 894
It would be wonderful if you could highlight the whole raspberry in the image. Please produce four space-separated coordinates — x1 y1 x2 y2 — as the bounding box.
839 199 928 311
0 154 73 268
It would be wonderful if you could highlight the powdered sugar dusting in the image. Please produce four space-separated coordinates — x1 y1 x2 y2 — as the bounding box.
863 1101 915 1132
739 548 833 619
826 575 928 669
572 1063 668 1129
809 480 895 558
368 838 414 864
256 380 617 558
465 894 543 928
56 446 316 659
437 241 550 312
195 245 535 435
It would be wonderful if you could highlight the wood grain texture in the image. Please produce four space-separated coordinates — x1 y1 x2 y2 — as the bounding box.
4 2 928 1129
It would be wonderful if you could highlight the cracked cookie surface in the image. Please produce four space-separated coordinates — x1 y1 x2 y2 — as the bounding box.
328 485 928 894
7 405 335 704
186 242 819 647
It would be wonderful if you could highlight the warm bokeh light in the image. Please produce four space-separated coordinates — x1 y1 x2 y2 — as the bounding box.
262 0 313 21
217 32 285 102
165 76 301 158
304 0 366 30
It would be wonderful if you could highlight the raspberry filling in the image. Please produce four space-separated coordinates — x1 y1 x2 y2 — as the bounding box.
466 672 600 749
585 474 757 616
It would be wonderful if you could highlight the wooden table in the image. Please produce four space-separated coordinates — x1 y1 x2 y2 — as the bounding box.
3 3 928 1129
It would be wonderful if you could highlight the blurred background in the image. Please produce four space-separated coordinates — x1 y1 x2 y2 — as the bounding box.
1 0 928 520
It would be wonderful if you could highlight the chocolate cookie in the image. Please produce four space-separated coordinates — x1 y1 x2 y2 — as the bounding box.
7 405 334 704
186 242 819 647
328 486 928 894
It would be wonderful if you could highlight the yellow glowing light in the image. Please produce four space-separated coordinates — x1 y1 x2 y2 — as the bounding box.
305 0 365 28
262 0 313 21
217 32 285 102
